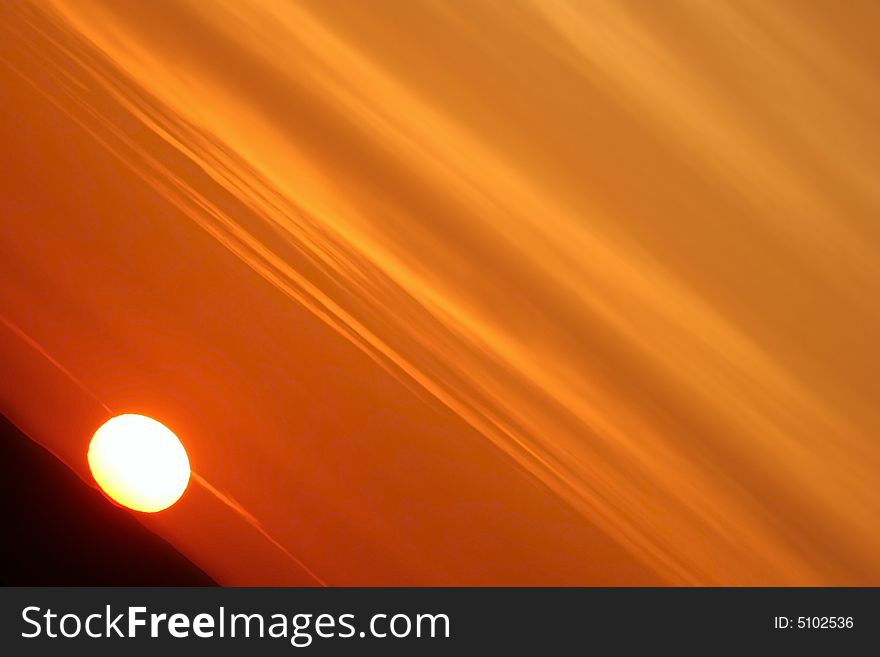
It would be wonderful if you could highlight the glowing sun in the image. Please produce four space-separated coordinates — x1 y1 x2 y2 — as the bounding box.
88 414 191 513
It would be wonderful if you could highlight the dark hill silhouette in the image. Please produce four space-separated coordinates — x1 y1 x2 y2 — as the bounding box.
0 414 215 585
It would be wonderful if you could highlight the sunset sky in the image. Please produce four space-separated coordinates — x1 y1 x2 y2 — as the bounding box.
2 0 879 586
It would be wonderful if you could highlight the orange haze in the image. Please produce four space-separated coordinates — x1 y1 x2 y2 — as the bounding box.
2 0 880 585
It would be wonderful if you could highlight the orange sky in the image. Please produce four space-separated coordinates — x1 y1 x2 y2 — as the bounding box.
1 0 879 585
